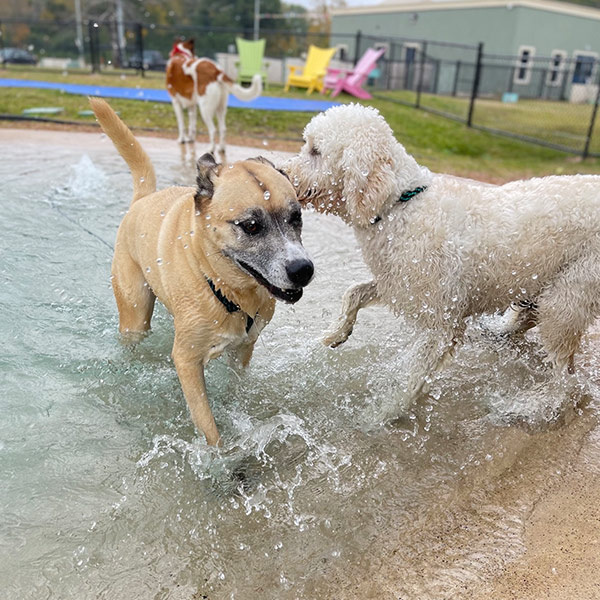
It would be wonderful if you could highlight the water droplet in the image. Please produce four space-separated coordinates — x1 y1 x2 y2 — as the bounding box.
263 190 271 200
156 258 163 265
532 273 538 280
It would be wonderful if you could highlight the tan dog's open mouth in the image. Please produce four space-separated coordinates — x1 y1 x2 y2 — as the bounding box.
236 259 304 304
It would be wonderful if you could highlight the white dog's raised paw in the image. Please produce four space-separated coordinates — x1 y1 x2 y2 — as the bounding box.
322 324 353 348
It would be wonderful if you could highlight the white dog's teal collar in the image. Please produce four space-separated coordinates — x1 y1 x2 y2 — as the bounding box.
371 185 428 225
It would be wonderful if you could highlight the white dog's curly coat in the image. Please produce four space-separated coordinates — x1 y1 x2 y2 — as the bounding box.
286 103 600 400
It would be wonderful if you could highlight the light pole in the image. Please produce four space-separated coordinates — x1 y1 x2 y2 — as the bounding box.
253 0 260 40
74 0 84 66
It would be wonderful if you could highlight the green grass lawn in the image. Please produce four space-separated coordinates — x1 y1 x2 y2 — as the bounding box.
2 65 600 181
375 89 600 155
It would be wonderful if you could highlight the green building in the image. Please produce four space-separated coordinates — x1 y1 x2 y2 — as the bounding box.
331 0 600 99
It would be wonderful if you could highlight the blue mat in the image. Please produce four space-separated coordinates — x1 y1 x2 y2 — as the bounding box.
0 78 339 112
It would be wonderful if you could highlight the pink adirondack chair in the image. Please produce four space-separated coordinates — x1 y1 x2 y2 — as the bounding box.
324 47 386 99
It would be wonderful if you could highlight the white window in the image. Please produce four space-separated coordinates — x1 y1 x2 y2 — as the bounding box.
336 44 349 62
572 50 598 84
403 42 421 64
514 45 535 85
546 50 567 86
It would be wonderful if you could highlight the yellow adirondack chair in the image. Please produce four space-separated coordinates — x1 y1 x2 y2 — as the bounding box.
284 45 337 94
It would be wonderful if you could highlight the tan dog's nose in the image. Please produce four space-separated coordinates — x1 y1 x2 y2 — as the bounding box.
286 259 314 287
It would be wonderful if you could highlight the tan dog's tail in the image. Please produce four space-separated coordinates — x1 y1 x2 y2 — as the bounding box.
89 97 156 204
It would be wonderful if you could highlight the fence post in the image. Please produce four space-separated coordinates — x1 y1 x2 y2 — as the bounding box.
136 23 145 77
87 21 100 73
538 67 547 99
386 42 395 90
433 58 440 95
0 21 5 53
467 42 484 127
583 77 600 158
415 41 427 108
452 60 461 96
354 30 361 65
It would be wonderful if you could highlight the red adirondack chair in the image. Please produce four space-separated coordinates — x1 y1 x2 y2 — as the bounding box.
323 47 386 99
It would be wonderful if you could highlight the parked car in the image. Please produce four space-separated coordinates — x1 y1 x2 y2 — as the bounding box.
126 50 167 71
0 47 37 65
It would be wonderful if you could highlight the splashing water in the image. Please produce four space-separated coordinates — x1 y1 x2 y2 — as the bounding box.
2 132 600 600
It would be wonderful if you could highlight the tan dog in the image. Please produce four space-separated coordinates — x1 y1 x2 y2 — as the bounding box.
166 38 262 156
90 98 313 446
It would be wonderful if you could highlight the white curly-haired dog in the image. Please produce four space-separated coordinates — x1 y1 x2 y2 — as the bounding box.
286 103 600 401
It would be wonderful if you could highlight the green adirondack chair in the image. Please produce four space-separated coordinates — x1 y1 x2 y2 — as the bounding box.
236 37 269 90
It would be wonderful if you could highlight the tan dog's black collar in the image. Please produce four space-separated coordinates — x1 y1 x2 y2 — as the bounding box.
205 277 255 333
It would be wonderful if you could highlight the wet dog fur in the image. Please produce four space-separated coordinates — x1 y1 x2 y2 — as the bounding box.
286 103 600 403
90 97 313 445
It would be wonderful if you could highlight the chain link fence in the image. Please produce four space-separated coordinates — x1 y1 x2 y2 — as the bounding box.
1 17 599 157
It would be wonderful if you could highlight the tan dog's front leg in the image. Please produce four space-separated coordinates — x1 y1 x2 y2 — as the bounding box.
172 337 221 446
323 280 379 347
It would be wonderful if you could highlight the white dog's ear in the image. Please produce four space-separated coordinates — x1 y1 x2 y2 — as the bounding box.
341 147 395 227
194 153 222 210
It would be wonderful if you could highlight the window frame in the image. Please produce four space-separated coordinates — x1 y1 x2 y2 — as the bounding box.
514 45 536 85
546 49 567 87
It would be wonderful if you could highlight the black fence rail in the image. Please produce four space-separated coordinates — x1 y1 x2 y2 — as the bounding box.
1 17 600 157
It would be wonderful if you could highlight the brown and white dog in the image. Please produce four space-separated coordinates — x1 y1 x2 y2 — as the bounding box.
166 39 262 157
90 97 313 446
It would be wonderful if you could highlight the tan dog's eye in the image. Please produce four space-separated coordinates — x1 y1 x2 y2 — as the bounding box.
239 219 262 235
288 210 302 228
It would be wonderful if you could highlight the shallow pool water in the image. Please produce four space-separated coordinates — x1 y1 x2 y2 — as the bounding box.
2 130 600 600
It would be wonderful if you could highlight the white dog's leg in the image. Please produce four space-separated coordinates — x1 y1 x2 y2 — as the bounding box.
215 90 228 160
323 281 379 347
187 105 197 142
405 329 463 399
198 103 216 154
536 254 600 373
502 300 538 335
171 99 188 144
198 86 220 155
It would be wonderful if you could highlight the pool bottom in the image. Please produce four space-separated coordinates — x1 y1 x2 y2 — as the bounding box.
2 127 600 600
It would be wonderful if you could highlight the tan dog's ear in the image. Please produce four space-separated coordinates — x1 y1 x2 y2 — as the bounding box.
194 153 221 210
341 147 395 227
248 155 291 181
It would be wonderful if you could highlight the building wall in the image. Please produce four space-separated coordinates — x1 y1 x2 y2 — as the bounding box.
332 6 517 56
331 2 600 58
331 2 600 98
